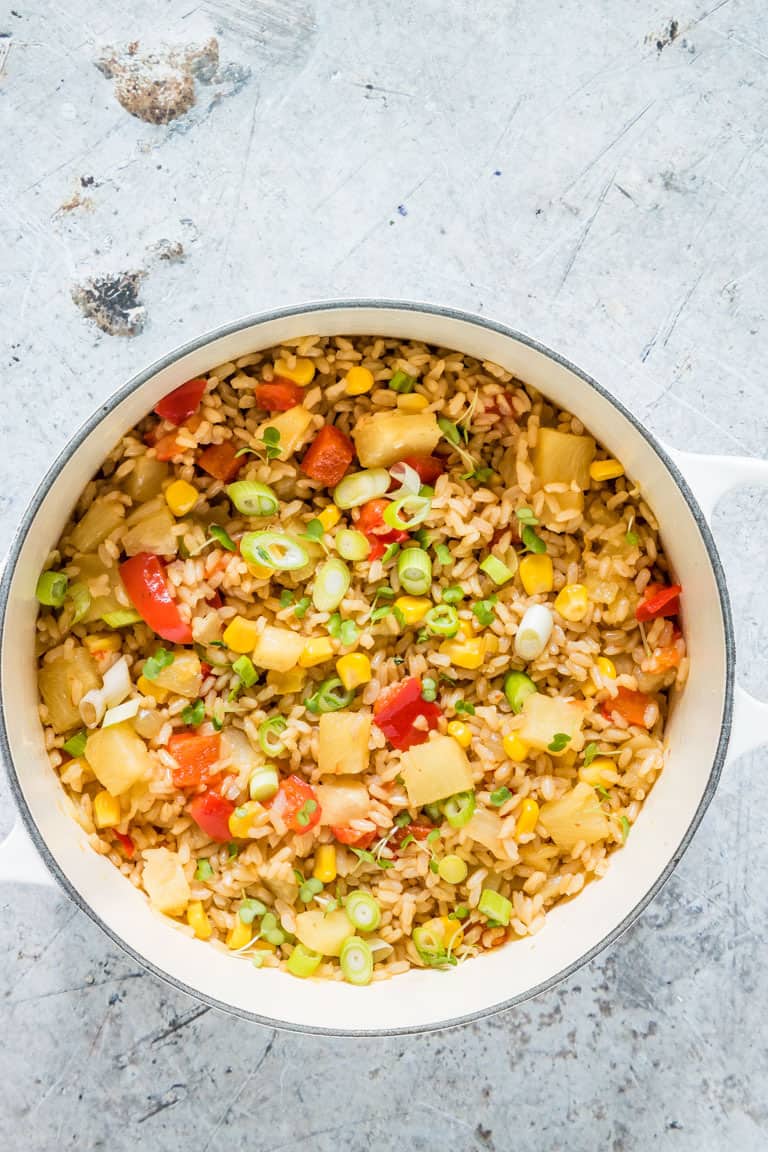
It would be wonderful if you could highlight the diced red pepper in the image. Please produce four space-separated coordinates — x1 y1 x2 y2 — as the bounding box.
197 441 245 483
199 662 213 679
392 822 431 847
355 498 410 561
270 775 322 833
188 791 235 842
635 583 682 622
120 553 193 644
400 455 444 487
255 379 305 412
301 424 355 487
331 825 376 848
601 687 655 728
168 732 221 788
153 430 183 461
154 378 207 427
112 830 135 858
373 676 443 751
643 640 684 675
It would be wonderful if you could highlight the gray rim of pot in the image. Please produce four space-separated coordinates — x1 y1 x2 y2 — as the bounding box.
0 299 734 1037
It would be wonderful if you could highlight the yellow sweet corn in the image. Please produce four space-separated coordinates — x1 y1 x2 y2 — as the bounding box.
440 916 464 951
83 633 122 655
554 583 589 622
439 635 486 670
458 619 475 639
446 720 472 748
313 844 337 883
578 757 619 787
596 656 616 680
267 666 308 695
165 478 199 517
397 393 429 412
336 652 372 690
503 732 530 761
394 596 431 626
187 901 213 940
247 563 273 580
223 615 261 654
519 554 554 595
274 357 316 386
137 674 169 702
299 637 335 667
344 366 375 396
590 458 625 482
227 917 252 950
228 801 265 839
93 790 121 829
317 505 341 532
515 797 540 837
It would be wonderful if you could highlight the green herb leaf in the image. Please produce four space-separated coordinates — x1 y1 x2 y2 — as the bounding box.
620 815 631 842
450 904 469 920
626 531 639 546
239 897 267 923
279 589 294 608
212 716 223 732
370 606 392 623
299 878 323 902
515 507 539 526
435 542 452 566
303 518 325 541
327 612 342 640
438 417 460 446
181 698 205 726
583 741 599 767
195 859 213 881
455 700 475 715
294 596 311 619
235 446 260 458
263 427 280 446
548 732 572 753
399 833 415 849
208 524 236 552
426 828 441 844
429 858 439 873
392 605 406 629
596 785 611 801
351 847 394 870
339 619 359 646
393 655 405 665
472 596 497 627
63 729 88 757
296 798 318 827
467 467 494 483
421 677 437 703
394 811 411 827
143 648 174 680
489 786 511 807
521 524 547 554
373 586 396 605
228 843 239 858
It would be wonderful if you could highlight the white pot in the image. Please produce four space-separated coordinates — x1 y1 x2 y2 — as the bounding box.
1 302 764 1035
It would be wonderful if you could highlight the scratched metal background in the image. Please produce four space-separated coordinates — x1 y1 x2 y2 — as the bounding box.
1 0 768 1148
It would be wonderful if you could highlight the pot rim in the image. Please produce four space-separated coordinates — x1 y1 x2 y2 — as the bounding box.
0 298 735 1036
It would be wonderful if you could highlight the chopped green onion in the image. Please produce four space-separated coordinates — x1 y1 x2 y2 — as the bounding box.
239 897 267 923
383 494 432 532
312 558 351 612
63 729 87 757
504 671 537 713
434 543 452 567
423 802 443 824
626 531 639 546
328 618 359 646
102 608 143 628
424 603 459 638
296 798 318 827
279 589 294 608
249 765 279 801
438 417 460 445
394 811 411 828
583 742 599 768
381 541 401 564
466 467 494 484
228 681 243 702
514 604 554 661
350 847 394 870
521 524 547 554
388 369 415 393
287 943 322 978
35 571 69 608
240 531 309 571
442 790 476 829
478 888 512 926
299 877 324 902
226 480 279 517
516 508 539 525
419 485 434 500
397 547 432 596
143 648 174 680
68 583 91 623
339 936 374 984
228 842 239 858
208 524 237 551
472 596 497 627
438 855 468 884
294 596 311 619
412 924 457 968
303 518 325 542
336 529 370 561
620 815 631 842
421 677 437 703
305 677 354 714
258 716 288 758
454 700 475 715
182 698 205 726
344 890 382 932
480 554 517 586
451 904 469 920
333 468 390 510
489 786 511 807
441 585 464 604
195 859 214 881
548 732 571 753
212 716 223 731
232 655 257 687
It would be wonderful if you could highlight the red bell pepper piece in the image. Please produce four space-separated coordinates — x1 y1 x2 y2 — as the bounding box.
154 379 207 427
270 775 322 833
601 687 655 728
635 583 682 622
331 825 377 848
255 379 305 412
373 677 442 750
301 425 355 486
112 830 135 858
153 430 183 461
168 732 221 788
355 498 410 561
400 455 444 486
120 553 193 644
392 822 431 847
188 791 235 842
197 441 245 483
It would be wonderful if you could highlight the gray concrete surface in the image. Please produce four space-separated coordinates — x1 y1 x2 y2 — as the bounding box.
2 0 768 1147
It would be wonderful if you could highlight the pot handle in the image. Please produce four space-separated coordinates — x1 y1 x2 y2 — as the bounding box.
667 446 768 763
0 820 57 888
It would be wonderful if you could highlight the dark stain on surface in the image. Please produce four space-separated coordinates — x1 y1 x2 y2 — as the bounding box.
151 238 186 263
475 1124 496 1150
654 19 679 53
72 271 146 336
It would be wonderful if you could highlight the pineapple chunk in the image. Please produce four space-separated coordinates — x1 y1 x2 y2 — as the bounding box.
400 733 473 807
123 456 169 503
539 489 584 533
318 712 371 775
142 847 190 916
151 649 202 698
251 625 306 672
539 782 612 850
39 646 100 733
220 727 260 774
466 808 506 858
353 412 440 468
85 721 154 796
69 496 126 553
295 908 354 957
518 693 585 755
122 506 178 557
533 428 596 490
257 406 313 460
315 777 370 825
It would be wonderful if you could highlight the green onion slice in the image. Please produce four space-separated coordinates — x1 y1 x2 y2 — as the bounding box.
333 468 390 510
240 531 309 571
438 417 460 446
312 558 351 613
478 888 512 926
489 786 511 807
258 716 288 757
503 671 537 713
424 603 459 637
344 890 382 932
63 729 87 758
335 529 370 562
382 494 431 532
388 369 415 393
412 924 457 968
339 936 374 985
101 608 143 628
441 585 464 604
397 547 432 596
286 943 323 978
480 553 517 586
226 480 279 517
442 790 476 829
68 582 91 623
181 698 205 726
35 571 69 608
208 524 237 551
232 655 258 687
305 677 354 714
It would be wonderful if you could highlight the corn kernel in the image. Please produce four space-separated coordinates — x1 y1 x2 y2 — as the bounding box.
313 844 337 883
344 366 375 396
336 652 372 690
458 619 475 639
165 478 199 517
137 674 169 702
596 656 616 680
267 666 308 695
83 633 121 655
578 757 619 787
274 357 316 386
93 790 121 829
228 801 265 839
590 458 625 483
227 917 253 950
554 583 590 622
440 916 464 951
519 554 554 595
485 633 499 654
515 798 540 838
223 615 261 654
439 636 485 670
503 732 530 761
317 505 341 532
187 901 213 940
299 637 335 667
397 393 429 412
247 563 273 580
394 596 431 626
446 720 472 748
